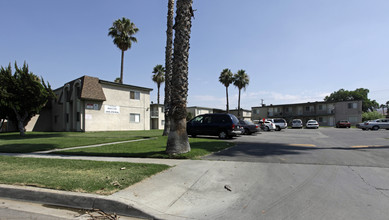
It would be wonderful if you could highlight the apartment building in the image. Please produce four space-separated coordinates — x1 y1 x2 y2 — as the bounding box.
251 100 363 126
25 75 153 132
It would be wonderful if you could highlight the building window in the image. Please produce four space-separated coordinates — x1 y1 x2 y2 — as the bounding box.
130 113 140 123
130 91 140 100
318 105 323 110
161 107 165 113
161 120 165 126
348 103 357 109
285 107 289 112
348 116 358 123
305 106 310 111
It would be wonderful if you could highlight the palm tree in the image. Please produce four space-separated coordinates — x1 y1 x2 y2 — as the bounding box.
380 104 386 115
163 0 175 136
233 70 250 118
108 17 139 84
152 65 165 105
166 0 193 155
219 68 234 113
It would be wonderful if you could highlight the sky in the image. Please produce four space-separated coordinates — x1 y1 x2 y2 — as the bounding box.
1 0 389 110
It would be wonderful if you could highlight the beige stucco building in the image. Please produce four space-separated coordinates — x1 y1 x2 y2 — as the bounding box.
26 75 153 132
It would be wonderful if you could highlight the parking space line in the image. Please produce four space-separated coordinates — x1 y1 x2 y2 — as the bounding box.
289 144 316 147
351 145 385 148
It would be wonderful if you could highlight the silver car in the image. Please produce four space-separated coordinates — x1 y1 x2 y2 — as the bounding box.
362 119 389 130
291 119 303 129
306 120 319 129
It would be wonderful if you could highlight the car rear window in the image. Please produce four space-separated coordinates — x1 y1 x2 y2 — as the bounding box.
230 114 239 124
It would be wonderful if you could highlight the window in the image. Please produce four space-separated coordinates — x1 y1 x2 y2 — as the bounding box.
130 113 140 123
348 116 358 123
285 107 289 112
305 106 310 111
161 120 165 126
348 103 357 109
161 107 165 113
130 91 140 100
318 117 323 122
318 105 323 110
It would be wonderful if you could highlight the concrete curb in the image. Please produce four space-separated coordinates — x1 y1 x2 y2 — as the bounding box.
0 184 157 219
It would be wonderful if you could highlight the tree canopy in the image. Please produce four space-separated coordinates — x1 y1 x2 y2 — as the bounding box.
0 62 54 135
324 88 378 112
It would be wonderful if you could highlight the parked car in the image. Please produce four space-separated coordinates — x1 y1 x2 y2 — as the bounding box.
357 121 370 130
186 113 242 139
291 119 303 129
306 120 319 129
267 118 288 131
362 118 389 130
239 120 259 135
336 120 351 128
258 120 276 131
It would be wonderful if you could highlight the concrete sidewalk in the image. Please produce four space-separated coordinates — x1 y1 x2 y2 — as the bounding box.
2 154 389 219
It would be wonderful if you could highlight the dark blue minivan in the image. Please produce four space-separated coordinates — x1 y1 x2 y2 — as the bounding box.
187 113 242 139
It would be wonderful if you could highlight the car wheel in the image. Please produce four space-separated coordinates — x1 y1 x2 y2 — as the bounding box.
244 128 251 135
372 126 379 131
218 131 228 139
265 126 270 131
275 126 281 131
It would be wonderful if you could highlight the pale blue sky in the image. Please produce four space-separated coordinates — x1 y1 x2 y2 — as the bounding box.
1 0 389 110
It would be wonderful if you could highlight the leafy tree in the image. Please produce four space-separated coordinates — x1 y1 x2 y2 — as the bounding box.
219 68 234 113
324 88 378 112
362 111 383 121
163 0 175 137
108 17 139 84
233 70 249 117
166 0 193 155
114 77 121 83
152 64 165 105
0 62 54 136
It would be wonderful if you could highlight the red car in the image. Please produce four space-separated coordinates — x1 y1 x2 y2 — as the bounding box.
336 120 351 128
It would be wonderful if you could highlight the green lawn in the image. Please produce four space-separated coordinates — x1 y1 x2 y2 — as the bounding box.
0 130 163 153
0 156 169 195
54 136 234 159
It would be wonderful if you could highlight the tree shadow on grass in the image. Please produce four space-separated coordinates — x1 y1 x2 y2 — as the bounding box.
0 132 65 140
0 144 58 153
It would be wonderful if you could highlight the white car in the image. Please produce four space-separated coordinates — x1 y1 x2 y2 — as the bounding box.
306 120 319 129
258 120 276 131
291 119 303 129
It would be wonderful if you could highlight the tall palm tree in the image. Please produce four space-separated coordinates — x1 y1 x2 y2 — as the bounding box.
386 101 389 115
152 65 165 105
166 0 193 155
233 70 249 118
108 17 139 84
163 0 175 136
219 68 233 113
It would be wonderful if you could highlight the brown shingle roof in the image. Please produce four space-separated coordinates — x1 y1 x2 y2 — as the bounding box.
80 76 106 101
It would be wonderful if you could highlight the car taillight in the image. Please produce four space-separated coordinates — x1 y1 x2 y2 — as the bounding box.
256 125 258 128
365 123 368 125
232 124 235 129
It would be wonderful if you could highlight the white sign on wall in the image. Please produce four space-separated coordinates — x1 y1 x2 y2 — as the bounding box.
105 105 120 114
85 114 92 120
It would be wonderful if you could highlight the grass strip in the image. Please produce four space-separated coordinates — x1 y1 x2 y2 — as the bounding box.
0 130 163 153
54 136 234 159
0 156 169 195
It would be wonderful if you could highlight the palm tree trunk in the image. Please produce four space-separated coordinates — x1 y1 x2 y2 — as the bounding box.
163 0 175 136
157 84 160 105
120 50 124 84
226 86 229 113
238 89 241 117
166 0 193 155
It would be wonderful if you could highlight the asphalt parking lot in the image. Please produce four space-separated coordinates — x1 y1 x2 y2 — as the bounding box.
203 127 389 168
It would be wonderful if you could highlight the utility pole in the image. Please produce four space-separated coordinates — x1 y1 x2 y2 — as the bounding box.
261 99 264 107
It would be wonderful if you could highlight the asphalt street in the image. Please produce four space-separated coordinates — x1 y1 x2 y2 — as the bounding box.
204 127 389 167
